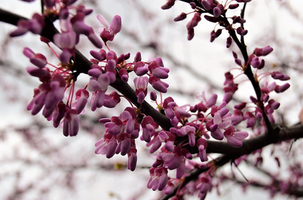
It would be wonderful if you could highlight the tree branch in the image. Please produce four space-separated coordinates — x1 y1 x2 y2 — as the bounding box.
1 7 303 158
160 123 303 200
2 8 303 200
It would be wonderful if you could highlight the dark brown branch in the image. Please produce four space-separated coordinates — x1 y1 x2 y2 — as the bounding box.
0 8 172 131
177 1 273 133
1 8 303 157
161 123 303 200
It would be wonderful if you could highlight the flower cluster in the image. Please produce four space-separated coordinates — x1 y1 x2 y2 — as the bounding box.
12 0 293 199
95 107 140 171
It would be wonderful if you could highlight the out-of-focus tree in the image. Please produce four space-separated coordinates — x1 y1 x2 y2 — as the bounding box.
0 0 303 200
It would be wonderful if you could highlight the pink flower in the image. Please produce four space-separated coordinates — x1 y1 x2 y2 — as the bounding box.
104 116 122 135
27 74 65 118
134 76 148 104
23 47 47 68
196 175 212 200
70 13 102 48
54 31 77 49
147 167 168 191
176 125 196 147
133 61 148 76
149 76 169 93
52 102 66 128
10 13 44 37
141 116 156 142
161 0 175 9
127 147 137 171
72 89 89 114
103 92 121 108
88 73 110 111
209 112 231 140
197 138 208 162
95 136 118 158
97 14 122 43
224 126 248 148
253 45 273 57
63 108 80 137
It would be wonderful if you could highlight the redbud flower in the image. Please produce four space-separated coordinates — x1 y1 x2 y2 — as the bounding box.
134 61 148 76
127 148 137 171
226 37 232 48
63 108 80 137
149 76 169 93
147 167 168 191
141 116 156 142
210 29 222 42
53 102 66 128
224 127 248 148
119 68 129 82
197 138 208 162
253 45 273 56
150 91 157 101
54 31 77 49
95 137 118 158
134 76 148 104
71 13 102 48
97 14 122 43
244 111 256 128
134 52 142 62
275 83 290 93
236 27 248 36
27 74 65 118
176 125 196 147
174 12 187 22
209 112 231 140
201 0 211 10
71 13 91 35
23 47 47 68
229 3 239 9
271 71 290 81
73 89 89 114
103 92 121 108
197 175 212 200
10 13 44 37
186 12 201 40
161 0 175 9
90 49 106 61
104 116 122 135
213 6 222 18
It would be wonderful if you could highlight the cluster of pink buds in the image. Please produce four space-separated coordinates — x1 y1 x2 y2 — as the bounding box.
12 0 294 199
24 46 87 137
10 13 44 37
95 107 146 171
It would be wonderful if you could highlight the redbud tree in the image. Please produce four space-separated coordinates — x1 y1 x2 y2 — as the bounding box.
0 0 303 199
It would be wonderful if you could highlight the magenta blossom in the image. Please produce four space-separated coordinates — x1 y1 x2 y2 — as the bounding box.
63 108 80 136
134 76 149 104
97 14 122 43
10 13 44 37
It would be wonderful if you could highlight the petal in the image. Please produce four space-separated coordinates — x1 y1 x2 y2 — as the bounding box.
96 14 109 29
109 15 122 35
226 136 242 148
